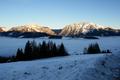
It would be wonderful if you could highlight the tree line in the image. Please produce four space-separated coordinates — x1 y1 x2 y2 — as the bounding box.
0 41 112 63
16 40 68 61
0 40 68 63
84 43 112 54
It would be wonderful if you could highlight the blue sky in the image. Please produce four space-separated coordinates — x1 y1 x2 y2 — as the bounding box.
0 0 120 29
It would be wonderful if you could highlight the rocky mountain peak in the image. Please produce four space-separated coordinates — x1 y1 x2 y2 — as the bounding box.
8 24 55 35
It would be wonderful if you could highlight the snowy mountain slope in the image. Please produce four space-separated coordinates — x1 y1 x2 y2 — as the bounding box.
60 22 120 36
0 54 104 80
0 53 119 80
0 27 7 32
9 24 55 35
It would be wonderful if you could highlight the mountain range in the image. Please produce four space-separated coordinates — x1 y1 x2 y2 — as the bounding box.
60 22 120 37
0 22 120 38
0 24 55 38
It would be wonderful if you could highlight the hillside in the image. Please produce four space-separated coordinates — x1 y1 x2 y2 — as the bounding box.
0 53 119 80
52 29 62 35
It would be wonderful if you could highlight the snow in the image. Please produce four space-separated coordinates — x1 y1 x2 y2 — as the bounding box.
0 36 120 80
0 36 120 56
0 27 8 31
8 24 55 35
0 54 104 80
60 22 107 35
0 53 119 80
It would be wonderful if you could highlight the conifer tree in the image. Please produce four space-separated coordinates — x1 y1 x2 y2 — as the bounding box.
40 41 47 58
58 43 68 56
31 40 39 59
16 48 24 61
24 41 33 60
51 43 58 57
95 43 101 53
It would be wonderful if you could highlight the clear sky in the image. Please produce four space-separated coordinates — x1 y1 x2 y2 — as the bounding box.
0 0 120 29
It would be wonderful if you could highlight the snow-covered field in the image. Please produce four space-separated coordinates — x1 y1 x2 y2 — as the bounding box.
0 53 120 80
0 36 120 56
0 37 120 80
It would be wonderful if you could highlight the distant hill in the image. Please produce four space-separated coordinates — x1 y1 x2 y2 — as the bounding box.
0 31 50 38
52 29 62 35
